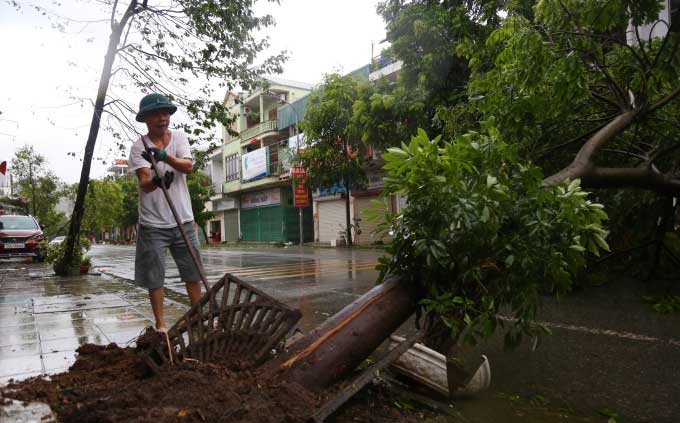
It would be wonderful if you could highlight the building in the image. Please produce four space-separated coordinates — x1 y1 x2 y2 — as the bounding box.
106 159 128 176
206 78 314 243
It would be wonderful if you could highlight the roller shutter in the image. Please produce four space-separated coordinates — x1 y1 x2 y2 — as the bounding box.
223 209 239 241
354 196 392 246
317 199 346 243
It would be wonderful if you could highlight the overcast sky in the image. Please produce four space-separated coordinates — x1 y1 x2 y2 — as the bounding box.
0 0 386 184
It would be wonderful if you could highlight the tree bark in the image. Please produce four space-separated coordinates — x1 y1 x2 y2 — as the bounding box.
544 111 637 186
266 275 421 392
62 2 139 269
342 137 353 246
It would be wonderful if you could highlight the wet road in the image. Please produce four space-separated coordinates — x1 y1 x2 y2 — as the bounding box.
2 245 679 422
88 244 383 332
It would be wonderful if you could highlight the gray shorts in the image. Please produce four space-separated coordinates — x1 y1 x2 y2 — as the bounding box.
134 222 203 289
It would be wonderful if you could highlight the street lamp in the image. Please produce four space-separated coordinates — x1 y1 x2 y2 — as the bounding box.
266 91 304 247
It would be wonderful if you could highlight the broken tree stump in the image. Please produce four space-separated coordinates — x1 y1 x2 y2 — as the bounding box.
265 275 422 392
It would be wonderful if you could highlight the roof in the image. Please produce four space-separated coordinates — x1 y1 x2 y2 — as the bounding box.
264 77 314 90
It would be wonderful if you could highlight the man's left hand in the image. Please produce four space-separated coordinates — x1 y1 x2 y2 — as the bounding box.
142 147 167 163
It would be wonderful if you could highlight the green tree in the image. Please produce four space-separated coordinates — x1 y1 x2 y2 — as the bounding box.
456 0 680 272
296 73 367 245
187 171 214 243
11 145 47 216
82 177 125 237
116 175 139 240
11 146 67 236
9 0 286 273
188 149 215 243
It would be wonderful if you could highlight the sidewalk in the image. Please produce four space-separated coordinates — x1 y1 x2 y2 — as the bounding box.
0 261 189 385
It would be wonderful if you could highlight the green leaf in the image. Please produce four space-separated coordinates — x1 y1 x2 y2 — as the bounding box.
386 147 409 158
481 206 490 222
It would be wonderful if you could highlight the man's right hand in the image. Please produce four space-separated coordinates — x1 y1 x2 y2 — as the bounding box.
152 171 174 189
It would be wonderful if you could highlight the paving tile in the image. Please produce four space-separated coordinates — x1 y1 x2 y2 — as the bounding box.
0 342 41 359
0 354 43 377
0 331 39 348
39 326 103 341
0 317 35 331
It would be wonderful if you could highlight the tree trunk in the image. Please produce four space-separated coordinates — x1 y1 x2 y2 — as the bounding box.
62 2 138 269
200 224 209 244
342 137 352 246
266 276 421 392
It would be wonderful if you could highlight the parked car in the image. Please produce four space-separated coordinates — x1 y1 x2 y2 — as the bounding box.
0 215 46 261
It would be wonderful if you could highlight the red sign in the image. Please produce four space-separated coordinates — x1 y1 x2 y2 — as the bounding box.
291 167 309 208
0 161 6 176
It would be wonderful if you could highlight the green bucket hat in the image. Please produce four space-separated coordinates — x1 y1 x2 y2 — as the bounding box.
136 93 178 122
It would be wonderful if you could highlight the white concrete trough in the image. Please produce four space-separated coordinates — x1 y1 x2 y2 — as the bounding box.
388 335 491 397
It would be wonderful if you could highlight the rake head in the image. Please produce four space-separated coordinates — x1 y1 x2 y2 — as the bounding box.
142 273 302 374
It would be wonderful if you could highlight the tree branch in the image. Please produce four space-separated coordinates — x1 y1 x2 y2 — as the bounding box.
648 85 680 114
579 166 680 195
544 111 638 185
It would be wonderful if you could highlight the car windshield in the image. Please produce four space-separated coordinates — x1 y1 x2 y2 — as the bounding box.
0 216 38 230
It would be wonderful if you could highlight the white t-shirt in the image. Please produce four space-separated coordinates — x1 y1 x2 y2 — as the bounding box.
127 130 194 228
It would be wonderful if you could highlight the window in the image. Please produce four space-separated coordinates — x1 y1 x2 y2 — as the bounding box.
225 153 240 181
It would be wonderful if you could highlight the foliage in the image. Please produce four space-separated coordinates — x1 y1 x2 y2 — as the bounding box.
297 73 367 189
82 177 125 235
461 1 680 187
187 151 215 233
376 127 609 347
11 145 67 236
642 295 680 314
117 175 139 229
371 0 680 283
42 236 92 275
296 73 368 244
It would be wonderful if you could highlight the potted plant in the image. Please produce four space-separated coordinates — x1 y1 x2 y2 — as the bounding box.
44 237 92 276
80 256 92 275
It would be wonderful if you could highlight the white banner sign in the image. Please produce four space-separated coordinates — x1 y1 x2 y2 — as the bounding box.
241 188 281 209
242 146 268 181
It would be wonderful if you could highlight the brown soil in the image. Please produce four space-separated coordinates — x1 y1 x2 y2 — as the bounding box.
0 330 430 423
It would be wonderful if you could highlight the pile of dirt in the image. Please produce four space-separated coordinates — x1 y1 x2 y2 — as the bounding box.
0 331 431 422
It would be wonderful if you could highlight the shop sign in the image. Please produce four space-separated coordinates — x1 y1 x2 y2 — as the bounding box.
291 167 309 208
242 146 269 181
366 171 386 190
241 188 280 209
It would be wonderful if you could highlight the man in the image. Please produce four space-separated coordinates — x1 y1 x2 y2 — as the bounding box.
127 93 203 332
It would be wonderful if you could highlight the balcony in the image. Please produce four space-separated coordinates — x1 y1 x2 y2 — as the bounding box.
369 54 403 82
240 119 278 142
213 182 223 194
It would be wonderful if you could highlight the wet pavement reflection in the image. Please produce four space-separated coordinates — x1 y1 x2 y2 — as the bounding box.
0 244 382 386
88 244 383 332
